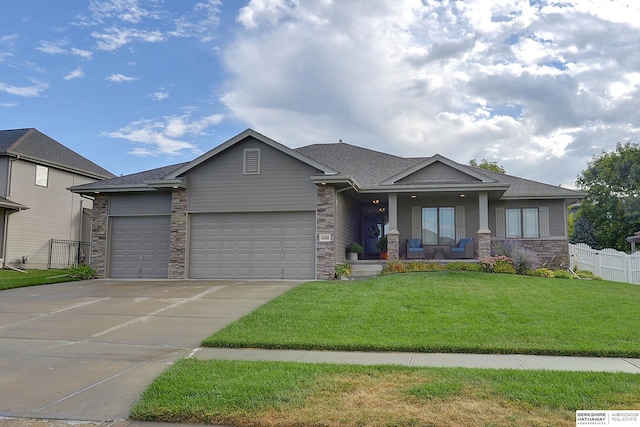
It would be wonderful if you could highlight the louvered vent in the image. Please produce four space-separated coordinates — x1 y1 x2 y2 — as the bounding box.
243 148 260 174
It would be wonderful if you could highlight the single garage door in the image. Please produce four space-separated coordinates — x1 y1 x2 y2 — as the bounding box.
109 216 171 278
189 212 315 279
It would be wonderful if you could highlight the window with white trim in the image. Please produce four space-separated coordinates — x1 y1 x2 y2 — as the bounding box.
421 207 455 245
506 208 539 238
35 165 49 187
243 148 260 174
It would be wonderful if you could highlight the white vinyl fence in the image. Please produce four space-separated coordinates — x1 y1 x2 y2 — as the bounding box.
569 243 640 285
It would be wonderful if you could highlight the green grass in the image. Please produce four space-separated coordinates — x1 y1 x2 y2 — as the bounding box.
131 359 640 426
0 268 77 291
203 271 640 357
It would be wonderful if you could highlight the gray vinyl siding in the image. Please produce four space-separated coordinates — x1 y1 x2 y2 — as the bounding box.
4 159 96 269
336 190 360 262
109 192 171 216
397 162 481 184
489 199 566 238
186 137 321 213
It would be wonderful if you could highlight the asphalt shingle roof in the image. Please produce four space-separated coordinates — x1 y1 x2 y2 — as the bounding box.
70 135 584 200
0 128 115 179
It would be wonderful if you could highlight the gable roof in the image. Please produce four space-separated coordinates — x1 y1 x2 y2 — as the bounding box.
297 142 584 199
0 128 115 180
164 129 338 179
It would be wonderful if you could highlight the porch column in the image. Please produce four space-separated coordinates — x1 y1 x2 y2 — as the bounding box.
316 184 336 280
90 194 108 278
388 193 399 260
169 187 187 279
478 191 491 258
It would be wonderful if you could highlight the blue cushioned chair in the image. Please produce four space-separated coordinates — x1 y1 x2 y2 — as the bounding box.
449 238 474 259
405 239 425 259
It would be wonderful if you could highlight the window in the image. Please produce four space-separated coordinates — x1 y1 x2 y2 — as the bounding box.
35 165 49 187
243 148 260 174
506 208 539 238
422 207 455 244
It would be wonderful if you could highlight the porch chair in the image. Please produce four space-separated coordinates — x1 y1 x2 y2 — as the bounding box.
449 238 474 259
405 239 425 259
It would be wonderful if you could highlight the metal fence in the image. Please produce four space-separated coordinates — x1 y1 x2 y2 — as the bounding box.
569 243 640 285
48 239 90 269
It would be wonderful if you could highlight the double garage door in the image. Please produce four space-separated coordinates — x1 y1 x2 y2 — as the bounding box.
189 212 316 279
109 212 315 279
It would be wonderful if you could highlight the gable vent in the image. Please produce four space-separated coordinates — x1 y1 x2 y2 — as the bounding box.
243 148 260 174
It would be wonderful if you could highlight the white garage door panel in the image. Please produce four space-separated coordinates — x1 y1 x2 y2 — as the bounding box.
189 212 315 279
109 216 170 278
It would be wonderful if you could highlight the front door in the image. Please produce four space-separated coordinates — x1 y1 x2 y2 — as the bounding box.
364 215 386 259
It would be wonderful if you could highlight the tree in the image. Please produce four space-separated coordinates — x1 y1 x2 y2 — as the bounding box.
469 158 506 174
575 142 640 251
570 216 599 249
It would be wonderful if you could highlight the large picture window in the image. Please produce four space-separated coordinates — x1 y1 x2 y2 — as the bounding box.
422 207 455 244
506 208 539 238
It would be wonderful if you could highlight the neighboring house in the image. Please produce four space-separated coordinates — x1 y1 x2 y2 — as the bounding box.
70 129 585 280
0 129 115 269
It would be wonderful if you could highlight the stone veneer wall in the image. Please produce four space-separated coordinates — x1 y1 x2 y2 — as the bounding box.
492 238 570 269
387 230 400 260
316 185 336 280
90 194 109 278
169 187 187 279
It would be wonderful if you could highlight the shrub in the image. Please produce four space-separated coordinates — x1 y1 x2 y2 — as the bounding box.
492 241 540 274
382 260 405 274
534 268 555 278
479 255 514 273
575 270 602 280
445 262 483 272
553 270 572 279
335 262 352 279
493 261 517 274
68 264 97 280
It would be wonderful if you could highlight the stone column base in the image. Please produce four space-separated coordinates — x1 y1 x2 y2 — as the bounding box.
387 230 400 260
477 230 491 259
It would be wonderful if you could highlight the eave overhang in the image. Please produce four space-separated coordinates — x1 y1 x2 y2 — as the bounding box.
0 197 29 211
69 184 162 194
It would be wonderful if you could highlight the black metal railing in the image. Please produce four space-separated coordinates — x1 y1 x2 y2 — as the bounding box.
48 239 90 269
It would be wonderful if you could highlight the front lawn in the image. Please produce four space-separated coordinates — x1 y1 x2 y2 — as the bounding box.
203 271 640 357
131 359 640 427
0 268 76 291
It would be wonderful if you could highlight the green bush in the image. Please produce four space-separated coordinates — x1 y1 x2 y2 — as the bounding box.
382 260 405 274
334 262 352 279
575 270 602 280
492 260 517 274
445 262 483 272
68 264 97 280
553 270 572 279
534 268 555 278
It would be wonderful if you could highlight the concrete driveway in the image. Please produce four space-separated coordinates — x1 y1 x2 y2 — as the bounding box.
0 279 301 424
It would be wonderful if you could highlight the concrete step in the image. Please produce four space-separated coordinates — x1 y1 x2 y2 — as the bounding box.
349 262 384 278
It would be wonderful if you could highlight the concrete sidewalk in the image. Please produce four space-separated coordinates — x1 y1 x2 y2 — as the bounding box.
193 347 640 373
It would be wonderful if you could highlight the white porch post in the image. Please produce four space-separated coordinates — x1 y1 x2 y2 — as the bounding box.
478 191 491 258
387 193 400 260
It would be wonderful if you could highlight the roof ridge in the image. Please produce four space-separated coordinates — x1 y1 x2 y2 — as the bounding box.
5 128 34 153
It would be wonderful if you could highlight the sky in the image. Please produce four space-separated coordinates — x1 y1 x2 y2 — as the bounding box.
1 0 640 188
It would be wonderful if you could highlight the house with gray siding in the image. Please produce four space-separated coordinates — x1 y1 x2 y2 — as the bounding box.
70 129 585 280
0 129 115 269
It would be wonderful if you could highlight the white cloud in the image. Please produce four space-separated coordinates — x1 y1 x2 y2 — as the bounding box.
70 47 93 59
64 67 85 81
221 0 640 187
106 73 139 83
106 112 224 156
150 91 169 101
37 39 69 54
0 79 49 97
93 27 164 51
